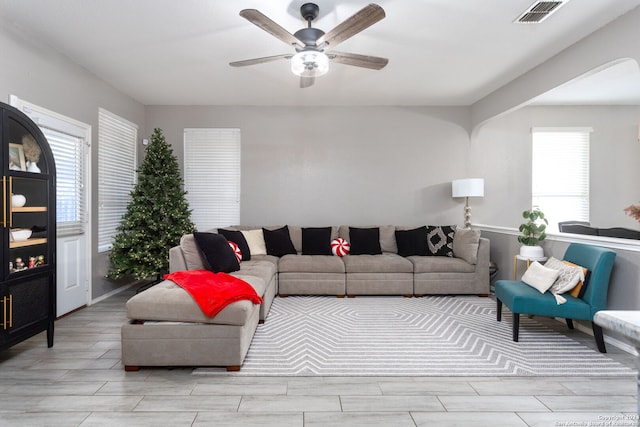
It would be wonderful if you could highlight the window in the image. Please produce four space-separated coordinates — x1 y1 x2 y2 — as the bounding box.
183 128 240 231
98 109 137 252
9 95 90 237
531 127 591 231
46 129 86 236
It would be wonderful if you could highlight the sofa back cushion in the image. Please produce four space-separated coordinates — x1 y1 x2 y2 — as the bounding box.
452 228 480 264
180 234 206 270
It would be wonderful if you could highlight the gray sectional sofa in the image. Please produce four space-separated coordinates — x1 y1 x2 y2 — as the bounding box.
121 225 489 371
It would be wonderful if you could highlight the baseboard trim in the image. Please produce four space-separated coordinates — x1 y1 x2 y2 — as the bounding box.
554 317 638 356
90 283 136 305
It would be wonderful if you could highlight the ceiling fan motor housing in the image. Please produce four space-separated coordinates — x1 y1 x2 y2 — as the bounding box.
294 27 325 47
300 3 320 22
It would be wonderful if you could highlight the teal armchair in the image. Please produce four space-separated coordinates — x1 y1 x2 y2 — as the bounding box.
495 243 616 353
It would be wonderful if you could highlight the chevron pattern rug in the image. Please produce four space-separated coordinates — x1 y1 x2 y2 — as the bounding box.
194 296 635 377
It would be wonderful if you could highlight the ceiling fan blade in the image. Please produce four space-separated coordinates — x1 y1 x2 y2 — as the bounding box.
230 54 292 67
239 9 303 48
328 51 388 70
316 4 385 49
300 76 315 88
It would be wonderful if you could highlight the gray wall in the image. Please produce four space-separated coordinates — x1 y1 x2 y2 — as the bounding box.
145 106 473 227
0 19 146 300
471 105 640 230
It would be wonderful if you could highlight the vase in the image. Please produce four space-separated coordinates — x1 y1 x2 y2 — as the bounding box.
26 161 40 173
519 245 544 259
11 194 26 207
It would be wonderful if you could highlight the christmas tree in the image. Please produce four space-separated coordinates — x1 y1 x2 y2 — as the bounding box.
107 128 195 280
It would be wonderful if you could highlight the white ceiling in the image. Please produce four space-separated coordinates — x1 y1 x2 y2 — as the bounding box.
1 0 640 106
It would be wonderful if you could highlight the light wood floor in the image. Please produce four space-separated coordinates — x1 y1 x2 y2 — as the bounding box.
0 288 637 427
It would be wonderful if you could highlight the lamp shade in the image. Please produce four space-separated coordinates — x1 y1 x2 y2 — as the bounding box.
452 178 484 198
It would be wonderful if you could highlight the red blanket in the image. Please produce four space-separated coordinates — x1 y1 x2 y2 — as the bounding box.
164 270 263 317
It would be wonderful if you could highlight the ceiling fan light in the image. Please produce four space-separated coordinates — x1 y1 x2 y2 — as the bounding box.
291 51 329 77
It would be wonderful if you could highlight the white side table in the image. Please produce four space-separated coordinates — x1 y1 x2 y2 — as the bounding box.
513 255 547 280
594 310 640 415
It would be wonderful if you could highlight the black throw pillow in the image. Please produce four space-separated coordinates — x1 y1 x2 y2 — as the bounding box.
349 227 382 255
426 225 457 257
395 226 429 257
193 232 240 273
218 229 251 261
262 226 296 257
302 227 333 255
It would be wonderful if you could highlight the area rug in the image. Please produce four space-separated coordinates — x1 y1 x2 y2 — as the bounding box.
194 296 635 377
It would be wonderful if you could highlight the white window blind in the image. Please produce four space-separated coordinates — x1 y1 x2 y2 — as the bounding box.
532 128 591 231
8 95 90 238
98 109 137 252
184 128 240 231
44 128 86 236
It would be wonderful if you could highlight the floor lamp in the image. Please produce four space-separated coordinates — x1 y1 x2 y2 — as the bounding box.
452 178 484 229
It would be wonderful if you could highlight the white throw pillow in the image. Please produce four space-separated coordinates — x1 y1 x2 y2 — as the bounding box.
545 256 586 295
521 261 560 294
241 229 267 256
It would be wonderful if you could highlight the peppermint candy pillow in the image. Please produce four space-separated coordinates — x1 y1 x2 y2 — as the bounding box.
228 241 242 263
330 238 351 257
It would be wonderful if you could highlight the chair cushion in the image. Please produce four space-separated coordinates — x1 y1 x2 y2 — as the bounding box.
495 280 591 320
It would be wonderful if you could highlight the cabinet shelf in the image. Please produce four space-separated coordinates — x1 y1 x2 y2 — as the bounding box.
9 238 47 249
12 206 47 213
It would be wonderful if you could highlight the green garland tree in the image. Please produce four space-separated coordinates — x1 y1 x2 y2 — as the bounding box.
107 128 195 280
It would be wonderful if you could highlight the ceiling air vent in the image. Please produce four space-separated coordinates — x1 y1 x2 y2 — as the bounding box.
515 1 568 24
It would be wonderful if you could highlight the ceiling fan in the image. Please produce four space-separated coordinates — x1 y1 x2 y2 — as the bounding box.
230 3 388 88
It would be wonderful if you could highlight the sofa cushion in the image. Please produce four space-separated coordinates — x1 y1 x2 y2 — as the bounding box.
237 260 277 283
126 279 263 325
218 229 252 261
426 225 456 257
343 253 413 273
302 227 333 255
279 254 346 273
262 226 296 257
180 234 206 270
408 255 476 273
395 226 428 257
193 232 240 273
453 228 480 264
241 229 267 256
348 227 382 255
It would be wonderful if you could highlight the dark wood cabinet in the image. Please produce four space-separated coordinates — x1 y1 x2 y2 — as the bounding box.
0 102 56 350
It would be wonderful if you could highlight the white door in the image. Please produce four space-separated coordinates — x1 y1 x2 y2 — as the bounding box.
9 96 91 316
45 128 90 316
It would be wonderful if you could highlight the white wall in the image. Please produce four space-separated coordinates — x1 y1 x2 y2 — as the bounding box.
0 19 146 300
145 106 473 227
